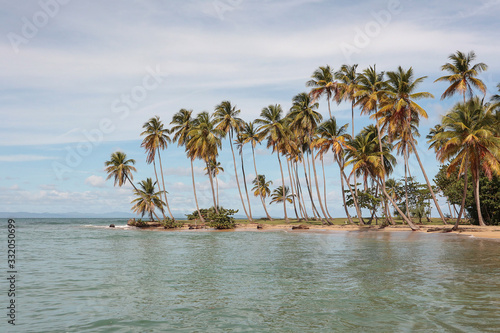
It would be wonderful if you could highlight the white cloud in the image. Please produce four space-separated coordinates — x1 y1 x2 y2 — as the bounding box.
85 175 106 188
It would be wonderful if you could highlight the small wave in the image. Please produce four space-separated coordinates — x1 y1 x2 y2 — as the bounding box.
82 224 130 229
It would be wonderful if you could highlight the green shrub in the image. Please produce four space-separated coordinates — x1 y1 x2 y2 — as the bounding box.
161 217 184 229
186 207 238 229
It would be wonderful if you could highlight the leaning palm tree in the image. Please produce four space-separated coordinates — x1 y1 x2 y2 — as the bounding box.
434 50 488 103
213 101 252 221
255 104 291 222
170 109 204 223
436 97 500 228
377 66 446 229
240 121 273 220
140 116 174 220
186 112 223 214
270 186 294 208
251 175 273 219
131 178 164 221
306 65 339 118
104 151 138 191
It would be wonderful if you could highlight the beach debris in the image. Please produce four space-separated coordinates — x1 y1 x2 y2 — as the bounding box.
257 224 264 229
109 224 115 228
292 224 309 230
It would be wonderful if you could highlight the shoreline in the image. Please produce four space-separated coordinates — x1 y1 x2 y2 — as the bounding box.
125 222 500 241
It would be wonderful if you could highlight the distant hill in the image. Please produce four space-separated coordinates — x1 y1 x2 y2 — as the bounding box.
0 211 137 218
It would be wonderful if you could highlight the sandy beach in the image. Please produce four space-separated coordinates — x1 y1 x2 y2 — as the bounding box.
134 222 500 241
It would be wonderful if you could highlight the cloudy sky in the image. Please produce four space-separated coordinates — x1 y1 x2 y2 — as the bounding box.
1 0 499 217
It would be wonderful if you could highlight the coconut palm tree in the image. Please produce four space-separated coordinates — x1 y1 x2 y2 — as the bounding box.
335 64 359 140
235 134 253 218
306 65 339 118
205 159 223 207
255 104 291 222
213 101 252 221
170 109 204 224
270 186 294 206
377 66 445 229
131 178 164 221
187 112 223 213
313 118 361 224
252 175 273 219
240 121 273 220
104 151 138 191
434 50 488 103
140 116 174 220
287 92 330 222
354 65 393 224
435 97 500 228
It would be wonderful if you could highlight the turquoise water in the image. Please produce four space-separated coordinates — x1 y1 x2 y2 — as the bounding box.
4 219 500 332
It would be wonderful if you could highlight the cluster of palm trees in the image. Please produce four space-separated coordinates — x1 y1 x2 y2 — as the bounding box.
104 50 500 229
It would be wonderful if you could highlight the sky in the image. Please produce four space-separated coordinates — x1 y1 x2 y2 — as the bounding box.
1 0 499 217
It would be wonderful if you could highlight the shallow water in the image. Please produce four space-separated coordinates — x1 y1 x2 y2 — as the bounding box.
6 219 500 332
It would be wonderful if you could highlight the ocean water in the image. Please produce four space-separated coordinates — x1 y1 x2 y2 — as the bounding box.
3 218 500 332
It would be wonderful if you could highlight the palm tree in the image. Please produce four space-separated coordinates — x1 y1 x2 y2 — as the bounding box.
335 64 359 140
240 121 273 220
313 118 360 224
255 104 291 222
104 151 138 191
306 65 339 118
354 65 393 224
436 97 500 228
252 175 273 219
131 178 164 221
288 92 330 222
434 50 488 103
170 109 204 224
213 101 252 221
205 159 223 207
187 112 223 213
377 66 446 229
140 116 174 220
235 134 253 218
270 186 294 206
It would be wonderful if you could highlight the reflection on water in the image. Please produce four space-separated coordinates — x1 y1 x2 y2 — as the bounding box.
14 220 500 332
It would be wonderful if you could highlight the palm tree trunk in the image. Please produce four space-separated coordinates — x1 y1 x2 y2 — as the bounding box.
340 165 364 225
302 158 320 219
229 133 252 221
191 159 204 225
377 178 419 230
321 157 334 219
206 162 219 214
374 120 392 226
277 152 289 222
327 97 332 119
351 101 357 198
286 159 300 220
152 159 168 221
239 150 253 219
216 173 219 208
251 146 273 220
157 151 175 220
311 152 331 224
403 148 411 219
472 169 486 226
295 162 309 221
337 159 354 224
290 161 305 221
410 141 448 225
453 158 468 231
